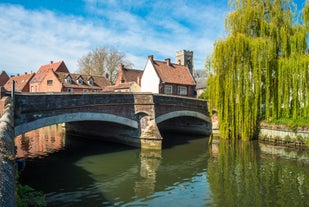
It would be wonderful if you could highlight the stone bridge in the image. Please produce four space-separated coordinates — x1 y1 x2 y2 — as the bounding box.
0 92 211 207
14 92 211 149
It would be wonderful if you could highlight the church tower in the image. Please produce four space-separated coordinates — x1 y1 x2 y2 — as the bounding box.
176 50 194 75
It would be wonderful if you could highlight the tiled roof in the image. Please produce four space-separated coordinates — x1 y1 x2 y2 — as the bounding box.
0 71 9 86
122 68 143 84
31 61 69 83
55 72 111 90
4 73 35 92
152 59 196 86
103 82 136 92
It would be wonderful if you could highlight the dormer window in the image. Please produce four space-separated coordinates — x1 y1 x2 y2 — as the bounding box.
65 76 72 84
77 77 83 85
88 78 94 86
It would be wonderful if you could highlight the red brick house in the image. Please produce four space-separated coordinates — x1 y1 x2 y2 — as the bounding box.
0 71 9 86
141 55 196 97
4 73 35 92
38 69 111 92
30 61 69 92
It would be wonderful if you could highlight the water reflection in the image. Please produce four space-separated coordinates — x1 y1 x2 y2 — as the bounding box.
15 124 65 158
207 139 309 207
18 125 309 207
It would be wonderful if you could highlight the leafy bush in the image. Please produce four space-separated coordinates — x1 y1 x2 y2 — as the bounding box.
16 183 46 207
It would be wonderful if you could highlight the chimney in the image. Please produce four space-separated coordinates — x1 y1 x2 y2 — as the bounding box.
165 58 171 66
148 55 154 62
24 72 27 75
50 61 53 64
119 63 124 71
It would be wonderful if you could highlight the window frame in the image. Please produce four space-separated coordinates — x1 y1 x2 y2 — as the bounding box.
177 86 187 95
164 84 173 95
47 80 53 86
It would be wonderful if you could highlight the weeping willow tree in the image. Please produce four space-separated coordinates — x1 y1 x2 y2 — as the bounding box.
207 0 309 140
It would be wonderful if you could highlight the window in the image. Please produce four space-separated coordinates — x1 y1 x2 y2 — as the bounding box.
67 88 74 92
88 79 94 86
177 86 187 95
164 85 173 94
77 77 83 85
83 89 88 92
47 80 53 85
65 76 72 84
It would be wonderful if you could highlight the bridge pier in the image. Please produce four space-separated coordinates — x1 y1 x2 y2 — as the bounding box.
135 94 162 149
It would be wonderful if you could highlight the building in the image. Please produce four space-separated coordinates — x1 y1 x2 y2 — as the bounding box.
103 82 141 92
115 64 143 86
195 77 207 97
141 51 196 97
37 70 111 92
4 73 35 92
0 71 10 87
30 61 69 92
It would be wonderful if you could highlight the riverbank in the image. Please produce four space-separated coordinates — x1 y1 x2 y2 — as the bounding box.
259 122 309 149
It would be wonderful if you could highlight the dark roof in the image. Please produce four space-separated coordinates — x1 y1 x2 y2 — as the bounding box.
0 71 10 86
55 72 111 90
152 59 196 85
122 68 143 83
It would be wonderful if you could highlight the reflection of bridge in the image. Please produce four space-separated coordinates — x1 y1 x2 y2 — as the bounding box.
14 92 211 149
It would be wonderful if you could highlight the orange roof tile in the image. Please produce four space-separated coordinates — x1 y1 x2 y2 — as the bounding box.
4 73 35 92
31 61 69 83
152 59 196 85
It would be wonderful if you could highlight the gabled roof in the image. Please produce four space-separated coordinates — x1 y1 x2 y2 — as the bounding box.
4 73 35 92
116 64 143 85
0 71 10 86
55 72 111 90
31 61 69 83
150 57 196 86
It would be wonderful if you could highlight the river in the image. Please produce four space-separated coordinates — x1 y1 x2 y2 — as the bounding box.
15 124 309 207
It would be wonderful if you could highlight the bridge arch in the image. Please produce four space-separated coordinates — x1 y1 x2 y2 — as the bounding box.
14 112 138 136
155 110 211 124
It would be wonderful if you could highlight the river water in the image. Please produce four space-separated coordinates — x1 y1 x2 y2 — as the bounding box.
16 124 309 207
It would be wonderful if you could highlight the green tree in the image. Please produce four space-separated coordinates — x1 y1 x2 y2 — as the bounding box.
208 0 309 140
77 47 133 84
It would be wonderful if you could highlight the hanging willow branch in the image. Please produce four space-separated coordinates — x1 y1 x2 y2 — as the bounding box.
208 0 309 140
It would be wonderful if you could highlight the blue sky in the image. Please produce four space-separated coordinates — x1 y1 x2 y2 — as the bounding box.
0 0 305 75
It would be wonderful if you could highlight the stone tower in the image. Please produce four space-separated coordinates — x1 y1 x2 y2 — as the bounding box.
176 50 194 75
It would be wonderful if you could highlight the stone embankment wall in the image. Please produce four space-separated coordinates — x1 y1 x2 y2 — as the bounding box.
0 97 16 207
259 123 309 147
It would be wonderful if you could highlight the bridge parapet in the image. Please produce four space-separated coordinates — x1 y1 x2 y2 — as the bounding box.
13 92 211 148
153 94 209 117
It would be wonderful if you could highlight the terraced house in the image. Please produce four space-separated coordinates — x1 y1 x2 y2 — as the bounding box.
29 61 111 92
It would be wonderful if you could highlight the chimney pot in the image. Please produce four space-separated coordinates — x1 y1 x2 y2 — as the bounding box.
165 58 171 66
148 55 154 62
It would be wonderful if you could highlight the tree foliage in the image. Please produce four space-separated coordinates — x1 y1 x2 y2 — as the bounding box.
207 0 309 140
77 47 133 84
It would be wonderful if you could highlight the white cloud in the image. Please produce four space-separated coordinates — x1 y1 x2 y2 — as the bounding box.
0 1 227 75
